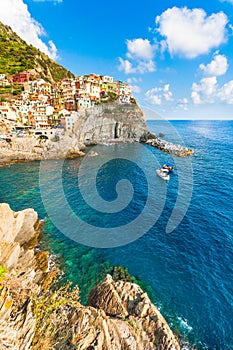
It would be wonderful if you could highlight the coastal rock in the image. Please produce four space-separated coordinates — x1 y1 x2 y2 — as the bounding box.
89 274 129 318
0 291 36 350
0 204 181 350
144 138 194 157
88 274 180 350
74 103 147 143
0 241 20 269
139 131 157 143
0 203 38 269
0 134 85 166
0 204 43 350
0 203 38 247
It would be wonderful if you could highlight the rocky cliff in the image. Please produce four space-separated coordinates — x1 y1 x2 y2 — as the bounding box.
0 203 180 349
73 103 148 144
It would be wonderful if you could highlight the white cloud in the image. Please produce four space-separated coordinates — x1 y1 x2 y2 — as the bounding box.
199 53 228 76
218 81 233 104
0 0 58 59
145 84 173 105
119 37 156 75
177 98 189 110
126 38 156 60
130 85 141 94
127 77 141 94
191 76 233 104
156 7 228 58
118 58 136 74
136 60 156 73
127 77 142 84
48 40 58 59
192 77 218 104
118 58 156 74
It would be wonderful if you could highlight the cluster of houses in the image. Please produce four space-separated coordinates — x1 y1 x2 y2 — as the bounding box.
0 72 133 131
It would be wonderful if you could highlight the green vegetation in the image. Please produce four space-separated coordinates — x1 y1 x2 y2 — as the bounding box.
32 276 80 349
0 84 23 98
0 265 7 280
107 92 118 101
0 21 74 83
126 319 141 335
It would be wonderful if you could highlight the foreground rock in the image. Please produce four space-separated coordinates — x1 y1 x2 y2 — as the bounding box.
0 203 42 350
0 203 181 349
88 275 180 349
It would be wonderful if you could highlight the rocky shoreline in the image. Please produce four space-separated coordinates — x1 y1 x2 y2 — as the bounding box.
0 203 184 349
145 138 194 157
139 132 194 157
0 103 148 167
0 134 86 167
0 104 194 167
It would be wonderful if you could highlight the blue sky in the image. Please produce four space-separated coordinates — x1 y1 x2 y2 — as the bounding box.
1 0 233 119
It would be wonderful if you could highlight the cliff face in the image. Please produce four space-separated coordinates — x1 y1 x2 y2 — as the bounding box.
73 103 148 143
0 204 180 350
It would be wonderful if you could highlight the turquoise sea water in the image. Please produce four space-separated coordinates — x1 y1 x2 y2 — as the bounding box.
0 120 232 349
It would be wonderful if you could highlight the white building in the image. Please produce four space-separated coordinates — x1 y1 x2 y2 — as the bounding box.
119 95 131 104
65 111 79 130
102 76 113 83
77 96 95 110
0 103 18 122
90 83 100 99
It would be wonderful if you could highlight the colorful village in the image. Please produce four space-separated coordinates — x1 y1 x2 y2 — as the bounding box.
0 72 133 134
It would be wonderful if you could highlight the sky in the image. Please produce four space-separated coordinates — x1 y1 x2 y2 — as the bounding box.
1 0 233 119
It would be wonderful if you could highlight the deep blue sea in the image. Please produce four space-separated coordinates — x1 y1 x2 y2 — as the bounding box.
0 120 232 349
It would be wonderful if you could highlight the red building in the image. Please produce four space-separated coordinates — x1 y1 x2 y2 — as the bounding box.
13 72 31 83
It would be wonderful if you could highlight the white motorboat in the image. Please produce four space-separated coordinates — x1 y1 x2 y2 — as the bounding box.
156 168 170 181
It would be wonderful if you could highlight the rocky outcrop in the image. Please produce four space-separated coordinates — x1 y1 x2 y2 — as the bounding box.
144 138 194 157
0 203 42 350
88 275 180 349
0 134 85 166
0 103 148 166
73 103 147 143
0 204 181 349
0 203 38 267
